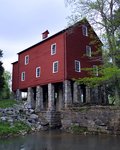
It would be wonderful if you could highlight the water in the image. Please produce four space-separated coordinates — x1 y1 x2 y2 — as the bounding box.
0 130 120 150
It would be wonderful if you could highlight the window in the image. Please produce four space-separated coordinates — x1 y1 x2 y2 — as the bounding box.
21 72 25 81
51 43 56 55
86 46 91 57
25 55 29 65
75 60 81 72
53 61 58 73
93 65 98 76
36 67 41 78
82 25 88 36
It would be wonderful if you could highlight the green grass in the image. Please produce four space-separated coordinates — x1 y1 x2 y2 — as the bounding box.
70 125 88 134
0 99 17 108
0 121 31 137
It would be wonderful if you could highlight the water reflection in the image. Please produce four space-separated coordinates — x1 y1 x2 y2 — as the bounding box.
0 130 120 150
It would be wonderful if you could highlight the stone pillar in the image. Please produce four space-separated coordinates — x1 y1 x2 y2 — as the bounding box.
86 86 91 103
27 87 35 109
73 82 81 104
48 83 55 111
35 85 43 112
58 88 64 110
16 89 22 101
63 80 72 108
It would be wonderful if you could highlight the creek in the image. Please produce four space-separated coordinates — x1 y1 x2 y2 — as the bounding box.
0 130 120 150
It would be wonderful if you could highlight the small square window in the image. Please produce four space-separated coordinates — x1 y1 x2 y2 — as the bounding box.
82 25 88 36
53 61 58 73
36 67 41 78
75 60 81 72
93 65 98 76
25 55 29 65
86 46 91 57
51 43 56 55
21 72 25 81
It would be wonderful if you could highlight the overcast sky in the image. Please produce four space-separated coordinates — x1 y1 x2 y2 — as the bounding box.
0 0 70 72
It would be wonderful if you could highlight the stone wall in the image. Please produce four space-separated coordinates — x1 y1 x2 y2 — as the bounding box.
61 106 120 135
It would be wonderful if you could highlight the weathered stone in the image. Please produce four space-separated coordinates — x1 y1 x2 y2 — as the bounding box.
63 80 72 108
48 83 55 111
35 85 43 112
16 89 22 101
27 87 35 109
30 114 38 120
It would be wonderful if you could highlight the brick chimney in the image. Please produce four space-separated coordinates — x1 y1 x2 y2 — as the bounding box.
42 30 49 39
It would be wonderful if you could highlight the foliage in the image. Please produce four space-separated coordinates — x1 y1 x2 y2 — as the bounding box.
0 99 17 108
0 49 5 94
1 71 11 99
70 124 88 134
77 66 120 87
0 121 31 137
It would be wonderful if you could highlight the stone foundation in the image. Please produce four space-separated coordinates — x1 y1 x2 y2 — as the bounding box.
61 106 120 135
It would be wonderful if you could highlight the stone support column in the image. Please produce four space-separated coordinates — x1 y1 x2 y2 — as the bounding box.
35 85 43 112
86 86 91 103
48 83 55 111
73 82 81 104
27 87 35 109
63 80 72 108
16 89 22 101
58 88 64 110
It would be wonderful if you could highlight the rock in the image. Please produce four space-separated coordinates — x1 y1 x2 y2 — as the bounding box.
30 114 38 120
0 116 7 121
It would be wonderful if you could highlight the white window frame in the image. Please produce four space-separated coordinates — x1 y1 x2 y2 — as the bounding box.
51 43 56 55
75 60 81 72
53 61 58 73
86 45 91 57
93 65 98 76
82 25 88 36
25 55 29 65
21 72 25 81
36 67 41 78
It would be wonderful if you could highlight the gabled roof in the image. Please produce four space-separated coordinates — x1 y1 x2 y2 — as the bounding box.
18 29 66 55
18 18 102 55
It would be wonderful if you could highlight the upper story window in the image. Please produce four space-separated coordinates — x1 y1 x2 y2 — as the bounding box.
21 72 25 81
75 60 81 72
36 67 41 78
25 55 29 65
82 25 88 36
51 43 56 55
86 46 91 57
93 65 98 76
53 61 58 73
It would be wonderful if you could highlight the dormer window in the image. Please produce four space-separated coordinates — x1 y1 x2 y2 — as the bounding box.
86 46 91 57
82 25 88 36
51 43 56 55
25 55 29 65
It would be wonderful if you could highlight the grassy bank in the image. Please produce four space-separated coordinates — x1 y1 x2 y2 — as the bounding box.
0 99 31 138
0 99 17 108
0 121 31 138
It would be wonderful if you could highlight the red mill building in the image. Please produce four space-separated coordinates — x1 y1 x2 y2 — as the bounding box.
12 19 106 126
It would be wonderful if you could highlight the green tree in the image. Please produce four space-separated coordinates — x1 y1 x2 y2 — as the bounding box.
1 71 11 99
0 49 5 97
65 0 120 104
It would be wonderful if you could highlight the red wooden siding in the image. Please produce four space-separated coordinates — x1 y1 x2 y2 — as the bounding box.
12 62 19 91
18 33 65 90
66 22 102 80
